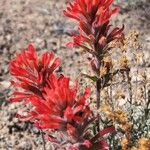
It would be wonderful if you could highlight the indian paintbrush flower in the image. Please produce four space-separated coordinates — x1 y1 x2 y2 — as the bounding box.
10 44 61 102
10 44 115 150
64 0 124 56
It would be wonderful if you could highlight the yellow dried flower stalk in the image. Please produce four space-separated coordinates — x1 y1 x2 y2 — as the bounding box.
119 55 129 70
113 109 128 124
101 104 130 125
138 137 150 150
100 104 112 115
100 66 107 78
97 28 148 149
114 89 125 99
121 137 130 150
99 55 113 78
121 122 133 132
131 138 150 150
103 55 112 65
134 52 144 64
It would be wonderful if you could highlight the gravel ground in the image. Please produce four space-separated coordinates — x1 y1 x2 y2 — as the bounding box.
0 0 149 150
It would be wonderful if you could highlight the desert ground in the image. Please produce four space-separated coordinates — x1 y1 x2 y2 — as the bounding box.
0 0 149 149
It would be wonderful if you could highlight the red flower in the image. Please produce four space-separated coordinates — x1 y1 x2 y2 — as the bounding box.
10 45 115 150
10 44 61 102
64 0 118 27
64 0 124 54
16 73 115 150
19 74 91 128
16 74 91 148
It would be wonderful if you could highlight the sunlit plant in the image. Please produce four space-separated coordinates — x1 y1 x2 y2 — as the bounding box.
9 0 149 150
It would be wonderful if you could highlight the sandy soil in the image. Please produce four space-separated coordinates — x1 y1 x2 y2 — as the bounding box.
0 0 149 149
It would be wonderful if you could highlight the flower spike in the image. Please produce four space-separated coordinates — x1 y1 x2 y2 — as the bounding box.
64 0 124 54
10 44 61 102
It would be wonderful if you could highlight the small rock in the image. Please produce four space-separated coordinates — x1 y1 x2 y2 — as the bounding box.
0 81 11 90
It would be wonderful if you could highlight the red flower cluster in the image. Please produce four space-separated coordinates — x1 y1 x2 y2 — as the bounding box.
10 45 115 150
27 74 91 130
10 44 61 102
64 0 124 55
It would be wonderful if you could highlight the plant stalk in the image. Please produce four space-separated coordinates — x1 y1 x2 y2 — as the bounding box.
41 130 46 150
96 78 101 132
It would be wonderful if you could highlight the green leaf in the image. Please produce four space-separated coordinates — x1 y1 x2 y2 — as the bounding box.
82 74 98 82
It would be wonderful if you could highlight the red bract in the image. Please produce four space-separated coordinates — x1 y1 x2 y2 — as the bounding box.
19 73 91 129
64 0 118 26
64 0 124 54
10 45 115 149
15 73 115 150
10 44 61 102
